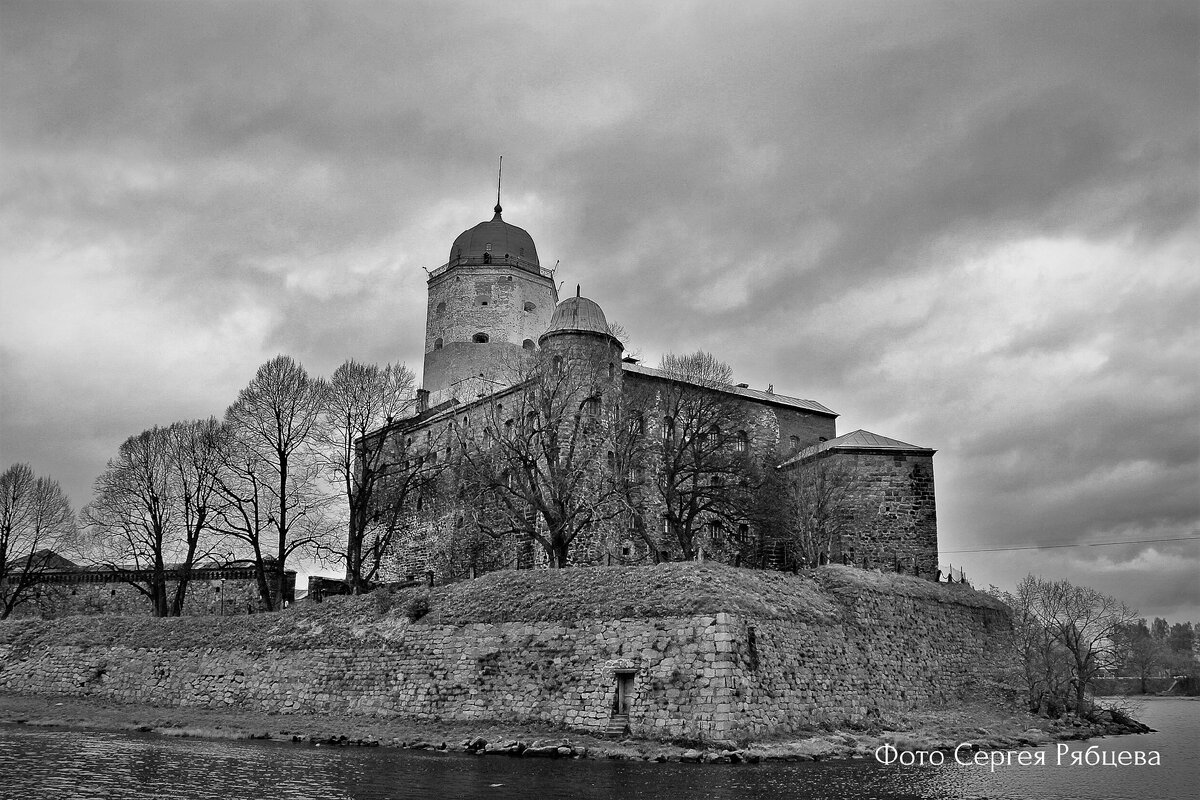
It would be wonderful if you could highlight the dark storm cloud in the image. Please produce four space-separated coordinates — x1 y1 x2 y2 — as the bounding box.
1 0 1196 614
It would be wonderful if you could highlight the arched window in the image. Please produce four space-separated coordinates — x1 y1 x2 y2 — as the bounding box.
606 451 615 472
553 355 563 373
736 430 748 453
522 339 535 350
473 332 489 343
608 362 615 379
662 416 674 444
433 337 443 350
789 435 800 450
738 523 750 543
436 301 446 315
583 397 601 418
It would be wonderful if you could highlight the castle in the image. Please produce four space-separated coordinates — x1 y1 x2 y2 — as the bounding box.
366 201 939 584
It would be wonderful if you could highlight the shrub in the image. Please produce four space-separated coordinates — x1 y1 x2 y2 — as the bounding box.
404 592 431 622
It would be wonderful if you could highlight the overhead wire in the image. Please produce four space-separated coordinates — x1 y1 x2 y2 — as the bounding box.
941 535 1200 554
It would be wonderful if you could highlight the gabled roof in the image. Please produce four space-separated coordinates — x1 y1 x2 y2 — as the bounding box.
778 429 936 468
622 362 836 417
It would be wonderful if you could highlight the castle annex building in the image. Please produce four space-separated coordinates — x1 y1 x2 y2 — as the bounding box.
366 202 939 583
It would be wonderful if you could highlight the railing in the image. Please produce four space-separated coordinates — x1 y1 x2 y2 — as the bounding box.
428 255 554 280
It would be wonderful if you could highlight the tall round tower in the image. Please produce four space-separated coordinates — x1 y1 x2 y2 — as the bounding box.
422 204 558 396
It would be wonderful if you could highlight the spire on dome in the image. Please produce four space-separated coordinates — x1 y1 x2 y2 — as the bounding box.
494 155 503 218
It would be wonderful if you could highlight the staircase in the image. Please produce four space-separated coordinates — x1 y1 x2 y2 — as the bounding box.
603 714 630 738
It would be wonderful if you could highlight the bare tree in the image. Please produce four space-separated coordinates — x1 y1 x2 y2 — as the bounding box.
219 355 328 609
647 351 757 561
314 359 416 593
0 463 76 619
779 456 874 568
82 422 223 616
457 350 625 568
1036 576 1137 710
1116 619 1161 694
997 575 1138 714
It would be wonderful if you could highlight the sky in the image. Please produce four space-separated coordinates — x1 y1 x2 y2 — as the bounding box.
1 0 1197 621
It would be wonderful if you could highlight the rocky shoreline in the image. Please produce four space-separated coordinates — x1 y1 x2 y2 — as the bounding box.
0 692 1155 764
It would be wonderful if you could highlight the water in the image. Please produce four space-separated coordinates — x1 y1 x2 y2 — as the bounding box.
0 698 1195 799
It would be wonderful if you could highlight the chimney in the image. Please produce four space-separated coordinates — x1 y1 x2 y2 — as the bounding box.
416 388 430 413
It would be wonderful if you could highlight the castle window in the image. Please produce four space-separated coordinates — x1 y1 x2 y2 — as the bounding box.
736 430 748 453
524 302 535 313
789 435 800 450
473 332 489 343
738 523 749 543
519 247 525 257
481 300 488 306
434 337 443 350
522 339 535 350
416 494 424 511
482 252 491 264
706 520 724 541
553 355 563 373
607 450 615 472
621 545 632 558
583 397 600 418
485 243 491 251
608 362 615 379
628 413 645 436
662 416 674 444
436 302 446 315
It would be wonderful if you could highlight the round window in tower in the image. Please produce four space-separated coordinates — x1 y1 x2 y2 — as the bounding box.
473 332 489 343
524 302 536 313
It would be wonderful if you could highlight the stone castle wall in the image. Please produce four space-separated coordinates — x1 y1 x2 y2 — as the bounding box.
0 566 1008 741
3 568 295 620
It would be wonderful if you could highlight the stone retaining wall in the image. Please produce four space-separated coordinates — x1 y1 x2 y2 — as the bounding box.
0 567 1009 741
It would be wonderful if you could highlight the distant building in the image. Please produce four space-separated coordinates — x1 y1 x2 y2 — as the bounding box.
364 202 939 582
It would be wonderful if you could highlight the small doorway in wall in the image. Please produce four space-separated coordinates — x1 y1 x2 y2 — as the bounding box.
613 671 635 715
606 670 635 736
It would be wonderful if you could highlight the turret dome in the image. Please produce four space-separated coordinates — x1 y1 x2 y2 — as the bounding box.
449 206 539 267
544 295 610 337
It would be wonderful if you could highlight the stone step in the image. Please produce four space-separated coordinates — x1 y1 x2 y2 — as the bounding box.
603 714 630 738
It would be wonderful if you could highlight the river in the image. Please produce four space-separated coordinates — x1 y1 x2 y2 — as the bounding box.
0 698 1194 799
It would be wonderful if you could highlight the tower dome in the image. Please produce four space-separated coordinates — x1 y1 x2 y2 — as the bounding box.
544 295 610 337
449 206 539 268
